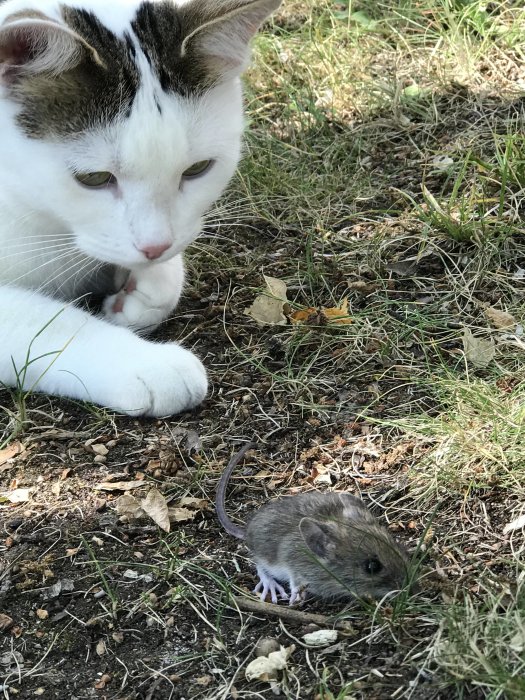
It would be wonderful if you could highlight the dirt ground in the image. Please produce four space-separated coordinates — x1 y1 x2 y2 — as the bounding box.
0 219 520 699
2 2 525 695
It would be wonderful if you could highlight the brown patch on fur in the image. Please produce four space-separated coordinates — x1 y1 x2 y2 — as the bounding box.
5 7 139 138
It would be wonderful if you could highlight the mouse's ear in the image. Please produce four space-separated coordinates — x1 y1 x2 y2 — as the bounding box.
299 518 337 559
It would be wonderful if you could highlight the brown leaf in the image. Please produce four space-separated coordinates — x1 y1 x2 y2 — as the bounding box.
0 614 14 632
167 507 197 523
94 673 111 690
322 298 352 324
290 298 352 326
94 481 145 491
141 488 170 532
177 496 209 511
0 441 22 467
484 306 516 329
115 494 145 520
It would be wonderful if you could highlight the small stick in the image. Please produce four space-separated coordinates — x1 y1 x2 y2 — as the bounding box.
233 595 354 632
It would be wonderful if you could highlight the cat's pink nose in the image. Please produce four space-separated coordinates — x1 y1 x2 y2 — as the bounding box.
139 242 172 260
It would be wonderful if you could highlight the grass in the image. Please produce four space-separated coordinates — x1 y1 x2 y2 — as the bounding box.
213 0 525 696
2 0 525 698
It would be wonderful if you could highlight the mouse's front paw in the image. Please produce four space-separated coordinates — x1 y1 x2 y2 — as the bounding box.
254 568 289 604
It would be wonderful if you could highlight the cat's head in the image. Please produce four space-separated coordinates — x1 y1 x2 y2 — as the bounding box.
0 0 279 267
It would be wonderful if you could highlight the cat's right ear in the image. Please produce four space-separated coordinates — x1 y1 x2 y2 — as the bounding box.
0 12 101 84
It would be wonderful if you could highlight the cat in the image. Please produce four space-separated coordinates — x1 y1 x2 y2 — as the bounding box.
0 0 279 417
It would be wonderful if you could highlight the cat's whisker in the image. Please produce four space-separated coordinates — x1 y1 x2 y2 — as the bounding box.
40 253 93 289
69 255 105 287
0 248 78 274
0 244 77 262
15 250 83 290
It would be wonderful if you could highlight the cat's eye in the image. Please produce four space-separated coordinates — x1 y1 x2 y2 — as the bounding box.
74 171 116 188
364 558 383 576
182 160 213 179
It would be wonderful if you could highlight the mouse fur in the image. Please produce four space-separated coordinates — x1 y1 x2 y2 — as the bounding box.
216 443 411 604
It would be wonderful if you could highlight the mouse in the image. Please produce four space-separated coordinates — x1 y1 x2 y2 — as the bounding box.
215 442 412 605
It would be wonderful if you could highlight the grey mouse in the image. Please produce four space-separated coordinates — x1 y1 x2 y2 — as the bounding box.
216 443 412 604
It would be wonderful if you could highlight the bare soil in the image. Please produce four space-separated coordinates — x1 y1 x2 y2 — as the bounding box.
0 219 519 700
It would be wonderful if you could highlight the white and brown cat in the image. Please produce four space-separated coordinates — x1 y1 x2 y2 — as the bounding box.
0 0 279 416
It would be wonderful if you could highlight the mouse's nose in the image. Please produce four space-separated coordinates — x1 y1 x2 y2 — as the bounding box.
138 242 172 260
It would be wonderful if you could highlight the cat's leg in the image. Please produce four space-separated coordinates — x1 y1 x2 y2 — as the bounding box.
0 285 207 416
102 254 185 333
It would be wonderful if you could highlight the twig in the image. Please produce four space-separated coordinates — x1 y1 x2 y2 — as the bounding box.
232 595 355 632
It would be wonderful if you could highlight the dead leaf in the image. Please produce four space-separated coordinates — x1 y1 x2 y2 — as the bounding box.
177 496 209 510
94 674 111 690
116 491 201 528
167 506 197 523
95 481 145 491
484 306 516 330
510 631 525 653
0 488 31 504
462 328 495 368
36 609 48 620
96 639 106 656
141 488 170 532
0 441 22 467
195 675 213 687
503 512 525 535
245 644 295 693
322 298 352 324
0 614 14 631
290 298 352 326
115 494 145 520
244 275 288 326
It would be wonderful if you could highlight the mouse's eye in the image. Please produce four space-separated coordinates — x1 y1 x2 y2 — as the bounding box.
364 557 383 576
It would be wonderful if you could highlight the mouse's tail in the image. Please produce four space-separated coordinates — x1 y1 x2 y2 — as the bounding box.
215 442 256 540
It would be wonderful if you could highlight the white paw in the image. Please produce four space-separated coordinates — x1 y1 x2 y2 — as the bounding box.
103 256 184 332
86 342 208 417
103 276 171 332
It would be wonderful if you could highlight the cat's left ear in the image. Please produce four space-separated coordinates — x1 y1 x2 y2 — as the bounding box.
181 0 281 81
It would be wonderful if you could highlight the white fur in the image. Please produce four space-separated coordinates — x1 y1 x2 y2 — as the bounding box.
0 0 271 416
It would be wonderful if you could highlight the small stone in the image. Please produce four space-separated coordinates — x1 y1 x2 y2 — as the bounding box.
255 637 280 657
93 454 107 464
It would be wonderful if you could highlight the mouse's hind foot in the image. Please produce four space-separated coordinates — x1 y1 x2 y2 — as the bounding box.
254 567 289 604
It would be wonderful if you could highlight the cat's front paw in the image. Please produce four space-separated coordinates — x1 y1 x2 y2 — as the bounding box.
103 276 170 332
116 343 208 416
103 256 184 333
